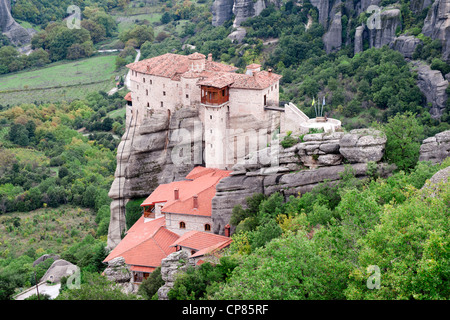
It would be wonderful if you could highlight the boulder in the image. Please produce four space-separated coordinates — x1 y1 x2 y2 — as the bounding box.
157 251 195 300
33 254 60 267
103 256 132 284
339 129 386 163
40 259 78 284
419 129 450 163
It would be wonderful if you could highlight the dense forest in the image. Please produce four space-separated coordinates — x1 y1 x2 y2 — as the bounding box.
0 0 449 300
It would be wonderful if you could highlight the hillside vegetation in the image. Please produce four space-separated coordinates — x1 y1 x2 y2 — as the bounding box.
0 0 449 301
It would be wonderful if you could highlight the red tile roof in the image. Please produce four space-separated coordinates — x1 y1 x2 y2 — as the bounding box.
124 92 132 101
170 230 232 257
127 53 238 81
197 70 281 90
126 52 280 89
141 166 231 217
103 216 179 267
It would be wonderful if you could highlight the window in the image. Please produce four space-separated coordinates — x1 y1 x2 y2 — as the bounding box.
161 101 163 108
147 102 150 108
204 224 211 231
150 79 153 85
163 91 166 96
137 85 139 90
146 89 148 96
210 115 212 120
143 78 146 83
179 221 186 229
191 250 196 255
186 94 189 99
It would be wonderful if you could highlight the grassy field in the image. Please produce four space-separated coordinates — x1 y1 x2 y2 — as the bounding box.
0 55 120 106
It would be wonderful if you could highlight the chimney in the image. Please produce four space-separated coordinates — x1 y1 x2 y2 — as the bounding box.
224 224 230 237
174 188 179 200
147 65 150 72
208 53 212 61
193 195 198 209
245 64 261 76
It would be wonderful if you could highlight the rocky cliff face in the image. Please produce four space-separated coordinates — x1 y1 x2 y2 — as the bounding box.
422 0 450 62
212 129 393 235
107 108 203 249
411 60 449 118
0 0 32 45
211 0 281 27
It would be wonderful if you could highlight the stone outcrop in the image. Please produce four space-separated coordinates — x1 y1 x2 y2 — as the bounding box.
390 35 422 58
368 8 401 49
419 130 450 163
107 108 202 249
422 0 450 62
212 129 391 235
411 60 449 118
323 11 342 53
354 25 365 54
40 259 78 284
211 0 281 27
339 128 387 163
157 251 195 300
0 0 33 45
103 257 132 283
212 0 235 26
32 254 60 267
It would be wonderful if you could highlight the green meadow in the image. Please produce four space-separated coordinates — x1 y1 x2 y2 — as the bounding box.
0 55 120 106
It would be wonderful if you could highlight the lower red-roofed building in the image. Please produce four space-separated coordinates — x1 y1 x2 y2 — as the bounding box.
103 166 232 288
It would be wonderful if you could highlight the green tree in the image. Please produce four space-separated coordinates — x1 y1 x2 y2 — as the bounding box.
381 112 424 171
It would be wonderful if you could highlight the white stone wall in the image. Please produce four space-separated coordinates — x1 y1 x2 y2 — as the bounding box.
203 104 229 169
164 212 213 236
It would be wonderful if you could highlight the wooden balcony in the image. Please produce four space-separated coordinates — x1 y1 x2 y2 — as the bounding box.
201 86 229 106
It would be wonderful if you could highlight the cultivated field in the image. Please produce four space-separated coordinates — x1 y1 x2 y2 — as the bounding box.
0 55 120 106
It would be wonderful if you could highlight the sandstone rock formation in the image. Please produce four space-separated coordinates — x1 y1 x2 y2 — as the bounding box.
323 11 342 53
0 0 33 45
212 0 235 26
107 108 202 249
33 254 60 267
339 129 387 163
419 130 450 163
411 60 449 118
211 0 281 27
40 259 78 284
212 129 391 235
103 256 132 283
367 8 401 49
422 0 450 62
390 35 422 58
157 251 195 300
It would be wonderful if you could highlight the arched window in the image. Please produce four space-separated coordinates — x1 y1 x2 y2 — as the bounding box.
179 221 186 229
204 224 211 232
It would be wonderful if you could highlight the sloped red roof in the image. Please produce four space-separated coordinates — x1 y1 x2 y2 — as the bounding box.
124 92 132 101
126 52 280 89
197 70 281 90
170 230 232 257
127 52 238 81
103 216 179 267
141 167 231 217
